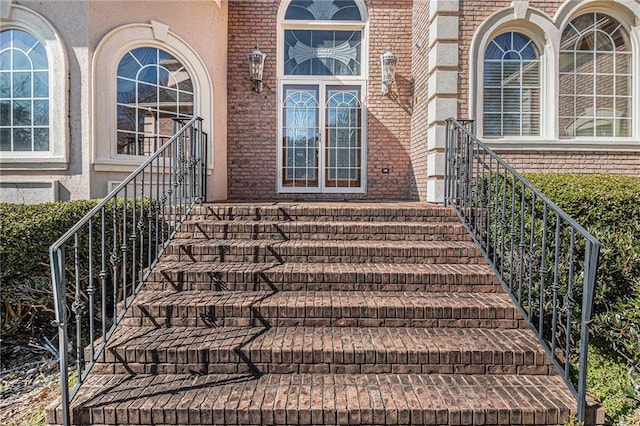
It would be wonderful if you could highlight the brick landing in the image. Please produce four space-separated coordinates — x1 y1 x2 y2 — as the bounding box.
47 202 583 425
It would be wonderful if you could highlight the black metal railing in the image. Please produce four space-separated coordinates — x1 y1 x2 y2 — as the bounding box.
49 117 207 426
445 118 600 422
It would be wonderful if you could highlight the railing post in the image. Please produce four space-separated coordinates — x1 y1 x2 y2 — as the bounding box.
444 119 451 205
577 240 600 422
196 118 204 204
50 247 70 426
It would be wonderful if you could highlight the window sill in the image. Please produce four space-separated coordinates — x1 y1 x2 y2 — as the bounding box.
0 155 68 170
482 138 640 152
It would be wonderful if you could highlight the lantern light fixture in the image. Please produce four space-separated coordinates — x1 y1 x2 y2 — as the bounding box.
380 47 398 96
248 44 266 93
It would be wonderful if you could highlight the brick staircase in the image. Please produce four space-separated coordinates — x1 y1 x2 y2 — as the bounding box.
47 202 580 425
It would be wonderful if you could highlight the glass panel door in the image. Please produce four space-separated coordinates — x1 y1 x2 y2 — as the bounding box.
280 84 364 192
325 86 361 188
282 85 319 188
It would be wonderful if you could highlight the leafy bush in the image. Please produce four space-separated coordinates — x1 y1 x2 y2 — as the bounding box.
1 199 160 345
1 201 100 340
524 174 640 423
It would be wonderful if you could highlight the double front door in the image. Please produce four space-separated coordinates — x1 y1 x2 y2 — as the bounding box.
279 84 364 193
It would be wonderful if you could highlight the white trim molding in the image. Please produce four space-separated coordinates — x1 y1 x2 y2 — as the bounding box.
91 22 214 173
426 0 460 203
0 4 69 170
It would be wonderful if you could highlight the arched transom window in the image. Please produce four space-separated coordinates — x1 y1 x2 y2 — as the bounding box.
279 0 367 193
483 32 540 137
116 47 194 155
0 29 49 152
560 13 631 138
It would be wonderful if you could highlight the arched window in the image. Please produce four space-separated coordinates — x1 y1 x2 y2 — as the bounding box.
0 29 49 152
560 13 631 138
483 32 540 137
279 0 367 193
116 47 194 155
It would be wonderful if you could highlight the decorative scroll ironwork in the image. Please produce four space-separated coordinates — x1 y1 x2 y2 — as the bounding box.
444 117 601 423
49 117 207 426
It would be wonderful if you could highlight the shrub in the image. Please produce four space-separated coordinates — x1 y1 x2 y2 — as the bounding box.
0 199 159 345
1 201 100 340
524 174 640 423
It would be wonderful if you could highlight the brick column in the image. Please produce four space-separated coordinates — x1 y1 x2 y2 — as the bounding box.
425 0 459 203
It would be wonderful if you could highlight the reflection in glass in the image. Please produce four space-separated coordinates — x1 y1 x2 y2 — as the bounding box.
0 29 49 152
285 0 362 21
116 47 194 155
560 13 631 138
325 87 361 187
285 30 361 76
282 86 319 187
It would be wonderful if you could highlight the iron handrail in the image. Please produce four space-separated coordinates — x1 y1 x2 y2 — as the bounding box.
445 117 600 423
49 117 207 426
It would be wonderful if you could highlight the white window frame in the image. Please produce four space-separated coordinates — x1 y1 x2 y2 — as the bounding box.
92 22 213 173
482 32 542 138
0 4 69 170
276 0 369 194
470 0 640 152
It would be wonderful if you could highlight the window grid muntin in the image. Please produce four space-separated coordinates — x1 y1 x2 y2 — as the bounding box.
483 32 540 137
559 13 632 138
0 29 49 152
325 87 361 187
282 85 320 188
116 47 194 156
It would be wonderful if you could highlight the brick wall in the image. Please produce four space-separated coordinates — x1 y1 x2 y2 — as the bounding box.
410 0 430 200
499 151 640 175
227 0 415 200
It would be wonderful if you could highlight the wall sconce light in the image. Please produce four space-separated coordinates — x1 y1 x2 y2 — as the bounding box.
248 45 266 93
380 47 398 96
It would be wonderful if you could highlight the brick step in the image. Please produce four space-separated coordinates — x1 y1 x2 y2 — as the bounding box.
188 202 460 223
122 290 525 328
145 262 501 292
47 373 576 425
162 239 484 264
174 220 470 242
92 326 552 375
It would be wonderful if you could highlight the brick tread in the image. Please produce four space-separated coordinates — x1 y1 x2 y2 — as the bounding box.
56 373 574 425
95 326 551 375
175 220 469 241
46 202 582 425
188 202 460 223
163 238 483 264
146 261 500 292
124 290 523 328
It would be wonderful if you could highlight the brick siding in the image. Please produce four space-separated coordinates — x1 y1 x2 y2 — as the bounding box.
499 151 640 175
410 0 430 200
227 0 415 200
227 0 639 202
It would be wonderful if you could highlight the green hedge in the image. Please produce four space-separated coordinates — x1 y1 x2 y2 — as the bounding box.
0 201 100 340
0 199 158 343
524 174 640 423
